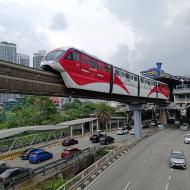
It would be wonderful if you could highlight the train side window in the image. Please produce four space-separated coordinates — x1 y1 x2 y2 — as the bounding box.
147 81 150 86
73 52 79 61
98 62 103 70
66 52 79 61
90 59 97 68
82 56 88 64
126 73 130 79
141 78 144 83
130 75 134 80
134 76 138 82
104 65 110 72
115 69 120 76
66 53 72 60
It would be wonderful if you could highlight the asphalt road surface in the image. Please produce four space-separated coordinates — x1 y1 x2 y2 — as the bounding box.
86 128 190 190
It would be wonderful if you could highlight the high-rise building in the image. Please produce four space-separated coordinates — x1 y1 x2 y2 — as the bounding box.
17 53 30 66
0 41 17 63
33 50 46 69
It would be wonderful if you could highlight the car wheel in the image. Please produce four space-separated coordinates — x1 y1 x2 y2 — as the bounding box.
49 154 53 159
37 159 41 164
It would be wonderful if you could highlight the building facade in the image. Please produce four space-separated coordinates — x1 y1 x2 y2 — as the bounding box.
0 41 17 63
33 50 46 69
17 53 30 66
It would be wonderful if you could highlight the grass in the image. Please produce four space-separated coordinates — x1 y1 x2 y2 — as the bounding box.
96 149 109 157
20 177 65 190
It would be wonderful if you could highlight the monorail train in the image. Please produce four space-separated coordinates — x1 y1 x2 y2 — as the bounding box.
40 47 170 100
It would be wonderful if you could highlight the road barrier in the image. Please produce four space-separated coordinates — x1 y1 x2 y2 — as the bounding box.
57 129 161 190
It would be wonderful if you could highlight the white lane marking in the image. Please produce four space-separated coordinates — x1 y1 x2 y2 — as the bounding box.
124 180 132 190
142 160 146 165
171 168 173 172
168 175 171 181
165 182 169 190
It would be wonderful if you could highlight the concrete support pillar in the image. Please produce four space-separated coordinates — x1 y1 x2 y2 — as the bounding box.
90 122 94 135
109 120 112 130
96 119 99 131
70 126 73 137
134 110 142 138
117 120 120 128
105 121 108 131
81 124 84 136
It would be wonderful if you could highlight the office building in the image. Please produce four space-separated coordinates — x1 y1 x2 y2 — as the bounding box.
0 41 17 63
17 53 30 66
33 50 46 69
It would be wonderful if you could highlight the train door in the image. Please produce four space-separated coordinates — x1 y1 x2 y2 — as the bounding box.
97 62 110 93
80 54 90 76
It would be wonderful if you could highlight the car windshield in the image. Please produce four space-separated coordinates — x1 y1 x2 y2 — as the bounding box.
172 153 185 159
44 50 66 61
186 134 190 138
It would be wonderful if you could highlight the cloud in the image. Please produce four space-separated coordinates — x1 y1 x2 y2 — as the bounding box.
49 13 68 31
103 0 190 75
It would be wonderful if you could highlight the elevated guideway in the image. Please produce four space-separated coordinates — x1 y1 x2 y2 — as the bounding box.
0 60 169 104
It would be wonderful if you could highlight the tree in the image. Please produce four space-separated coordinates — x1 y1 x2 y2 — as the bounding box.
95 102 115 128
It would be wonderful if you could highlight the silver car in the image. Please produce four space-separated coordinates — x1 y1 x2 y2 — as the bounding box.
184 134 190 144
169 150 186 169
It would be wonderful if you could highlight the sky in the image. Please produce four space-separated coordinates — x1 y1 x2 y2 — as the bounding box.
0 0 190 76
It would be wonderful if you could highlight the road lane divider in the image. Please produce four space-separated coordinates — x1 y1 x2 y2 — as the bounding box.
123 180 132 190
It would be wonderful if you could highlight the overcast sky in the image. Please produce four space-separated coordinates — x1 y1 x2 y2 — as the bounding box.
0 0 190 76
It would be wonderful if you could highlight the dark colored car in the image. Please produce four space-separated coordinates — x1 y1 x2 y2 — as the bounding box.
0 167 30 188
0 161 8 174
62 138 78 146
20 148 42 160
99 136 115 145
90 133 105 143
61 147 81 159
28 150 53 164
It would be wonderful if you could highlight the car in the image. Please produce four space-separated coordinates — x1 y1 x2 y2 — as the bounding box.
180 123 189 131
169 150 186 169
28 149 53 164
0 167 30 187
116 128 128 135
61 147 81 159
62 138 78 146
99 136 114 145
150 120 157 127
0 161 8 174
130 128 135 135
20 148 42 160
184 134 190 144
90 133 105 143
96 130 106 136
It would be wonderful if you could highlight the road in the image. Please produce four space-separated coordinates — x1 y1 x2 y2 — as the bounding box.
86 128 190 190
7 129 139 168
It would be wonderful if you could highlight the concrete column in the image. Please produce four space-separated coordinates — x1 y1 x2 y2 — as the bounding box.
81 124 84 136
90 122 94 134
96 119 99 131
109 120 112 130
70 126 73 137
163 110 167 125
105 121 108 131
134 110 142 138
117 120 119 128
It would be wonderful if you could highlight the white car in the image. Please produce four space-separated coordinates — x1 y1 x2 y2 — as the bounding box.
184 134 190 144
96 130 106 136
116 128 128 135
180 123 189 131
130 128 135 135
150 120 157 127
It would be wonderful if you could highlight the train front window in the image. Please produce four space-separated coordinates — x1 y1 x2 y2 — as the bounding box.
45 50 65 61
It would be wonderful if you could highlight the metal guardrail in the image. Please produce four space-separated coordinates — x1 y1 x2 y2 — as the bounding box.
0 148 92 190
57 129 161 190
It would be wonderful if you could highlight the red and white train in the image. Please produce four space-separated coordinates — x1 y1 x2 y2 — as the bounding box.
40 47 170 100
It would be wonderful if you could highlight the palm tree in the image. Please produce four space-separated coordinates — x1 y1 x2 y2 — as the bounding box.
95 102 115 129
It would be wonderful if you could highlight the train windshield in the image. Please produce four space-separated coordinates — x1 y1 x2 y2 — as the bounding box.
44 50 66 61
